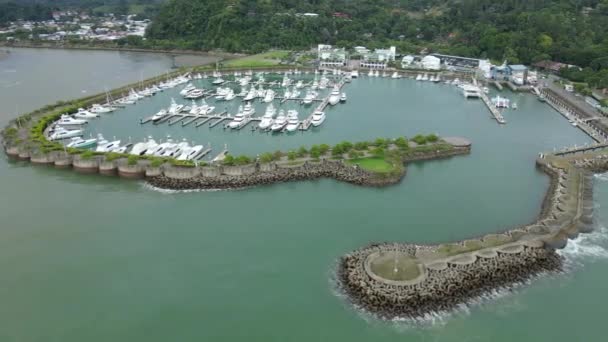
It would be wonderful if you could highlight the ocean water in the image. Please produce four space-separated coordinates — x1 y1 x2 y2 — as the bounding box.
0 47 607 341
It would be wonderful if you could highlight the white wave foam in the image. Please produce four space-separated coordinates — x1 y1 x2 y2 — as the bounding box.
593 173 608 182
558 225 608 262
140 182 243 193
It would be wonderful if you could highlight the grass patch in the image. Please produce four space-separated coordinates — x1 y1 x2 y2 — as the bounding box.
224 50 290 68
369 252 421 281
346 157 395 173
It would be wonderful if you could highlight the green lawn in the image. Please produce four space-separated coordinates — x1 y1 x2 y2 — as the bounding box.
346 157 394 173
224 50 290 68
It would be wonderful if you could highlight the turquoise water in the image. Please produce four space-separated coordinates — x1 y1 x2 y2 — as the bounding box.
1 48 607 341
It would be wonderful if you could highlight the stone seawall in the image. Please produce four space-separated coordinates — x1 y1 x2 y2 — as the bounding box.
148 160 404 190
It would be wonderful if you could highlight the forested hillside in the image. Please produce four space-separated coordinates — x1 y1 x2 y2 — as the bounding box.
146 1 608 69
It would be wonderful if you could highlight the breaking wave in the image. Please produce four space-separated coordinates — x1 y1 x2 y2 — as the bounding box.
141 182 245 193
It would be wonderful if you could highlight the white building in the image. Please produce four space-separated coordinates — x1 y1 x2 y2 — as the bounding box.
401 55 415 68
360 46 396 69
421 55 441 70
317 44 347 67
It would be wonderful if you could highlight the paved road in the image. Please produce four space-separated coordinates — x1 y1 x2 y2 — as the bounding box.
544 75 602 118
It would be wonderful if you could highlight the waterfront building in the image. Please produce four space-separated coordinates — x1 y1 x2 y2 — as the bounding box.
421 55 441 70
401 55 415 68
360 46 396 69
317 44 348 67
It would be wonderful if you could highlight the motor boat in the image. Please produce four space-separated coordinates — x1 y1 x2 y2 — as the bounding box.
512 102 518 110
148 138 175 156
215 87 229 100
263 89 275 103
212 77 225 85
151 109 168 122
283 89 292 100
285 110 300 132
258 104 276 129
88 103 113 114
74 108 98 119
295 80 304 89
351 70 359 78
66 136 97 149
328 87 341 106
391 72 401 79
340 93 347 103
224 89 236 101
243 88 257 101
177 144 204 161
167 98 184 114
184 88 204 99
95 135 121 152
179 83 195 96
197 99 215 115
242 102 255 116
302 90 317 105
368 69 374 77
421 74 429 81
49 128 83 141
164 139 190 157
56 115 87 126
271 110 288 132
189 101 200 114
311 110 326 127
416 74 422 81
130 137 157 156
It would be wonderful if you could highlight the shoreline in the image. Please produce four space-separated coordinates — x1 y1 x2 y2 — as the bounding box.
0 41 244 59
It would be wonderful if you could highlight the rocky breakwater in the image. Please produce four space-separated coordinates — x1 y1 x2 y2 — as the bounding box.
338 241 561 320
337 149 602 321
147 159 400 190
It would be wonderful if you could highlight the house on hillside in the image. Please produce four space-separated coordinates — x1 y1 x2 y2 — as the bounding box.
360 46 396 69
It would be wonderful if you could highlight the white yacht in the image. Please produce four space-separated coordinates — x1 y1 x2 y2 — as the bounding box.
391 72 401 79
263 89 275 103
242 102 255 116
167 98 184 114
49 128 83 141
66 136 97 149
295 80 304 89
227 107 250 129
421 74 429 81
350 70 359 78
271 110 288 131
74 108 98 119
243 87 257 101
197 99 215 115
90 103 114 113
184 88 204 99
416 74 423 81
491 95 510 108
374 70 380 77
512 102 518 110
462 85 482 98
340 93 347 103
328 87 341 106
189 101 200 114
151 109 168 122
179 83 195 96
95 135 121 152
130 137 157 156
303 90 317 105
149 138 175 156
285 110 300 132
258 104 276 129
224 89 236 101
212 77 225 85
368 69 374 77
177 144 204 161
311 78 319 90
56 115 87 126
311 111 326 127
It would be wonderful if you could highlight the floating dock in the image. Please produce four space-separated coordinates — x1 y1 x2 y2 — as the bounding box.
300 77 348 130
480 93 506 124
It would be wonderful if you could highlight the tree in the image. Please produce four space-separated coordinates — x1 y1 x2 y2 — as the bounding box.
297 146 308 157
319 144 330 155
